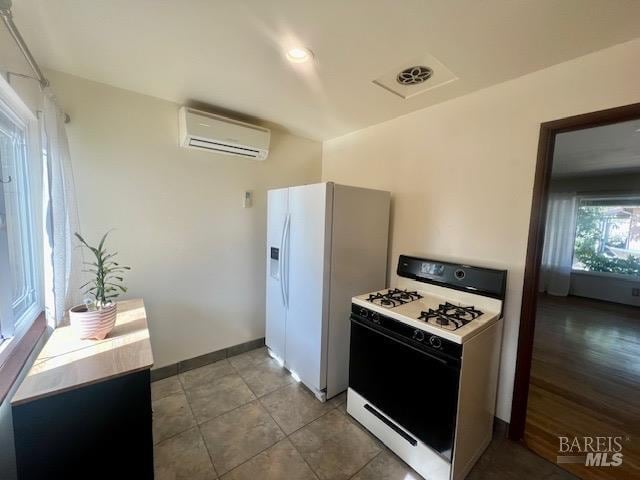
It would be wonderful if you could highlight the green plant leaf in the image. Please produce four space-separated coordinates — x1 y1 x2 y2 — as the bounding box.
75 232 99 256
79 280 96 289
97 230 112 253
75 230 129 305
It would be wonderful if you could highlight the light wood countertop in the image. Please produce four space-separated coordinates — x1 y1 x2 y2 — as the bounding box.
12 298 153 406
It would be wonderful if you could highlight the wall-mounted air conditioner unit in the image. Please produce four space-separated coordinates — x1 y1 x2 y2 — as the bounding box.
178 106 270 160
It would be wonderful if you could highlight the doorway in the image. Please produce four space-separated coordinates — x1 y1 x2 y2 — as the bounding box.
510 103 640 479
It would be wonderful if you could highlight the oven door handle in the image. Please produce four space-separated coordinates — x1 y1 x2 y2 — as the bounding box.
364 403 417 446
351 315 459 368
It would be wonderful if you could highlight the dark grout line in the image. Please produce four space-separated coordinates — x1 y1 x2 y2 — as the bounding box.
182 372 243 395
176 374 197 420
233 356 295 399
197 420 220 479
176 372 221 478
286 436 321 480
152 375 221 476
238 372 262 399
149 377 184 403
151 381 194 446
209 359 324 477
186 356 292 428
216 434 300 479
209 391 289 477
152 424 196 447
194 393 257 427
282 397 344 437
256 392 321 480
279 402 375 480
166 359 280 430
348 449 383 479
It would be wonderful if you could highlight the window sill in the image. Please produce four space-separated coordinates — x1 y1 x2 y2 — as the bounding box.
0 312 46 405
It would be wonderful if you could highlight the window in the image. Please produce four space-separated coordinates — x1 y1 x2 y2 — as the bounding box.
0 84 42 363
572 196 640 277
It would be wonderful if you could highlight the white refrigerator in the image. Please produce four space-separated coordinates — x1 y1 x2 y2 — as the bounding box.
266 182 390 401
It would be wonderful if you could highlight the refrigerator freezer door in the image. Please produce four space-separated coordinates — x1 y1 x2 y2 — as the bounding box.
326 185 390 398
266 188 289 362
285 183 332 394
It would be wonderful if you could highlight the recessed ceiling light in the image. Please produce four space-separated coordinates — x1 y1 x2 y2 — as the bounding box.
286 47 313 63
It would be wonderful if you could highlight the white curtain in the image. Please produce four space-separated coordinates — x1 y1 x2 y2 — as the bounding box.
539 192 578 296
42 89 82 327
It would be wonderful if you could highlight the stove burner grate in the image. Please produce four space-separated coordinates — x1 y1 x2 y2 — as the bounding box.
366 288 423 308
418 302 484 330
439 302 483 321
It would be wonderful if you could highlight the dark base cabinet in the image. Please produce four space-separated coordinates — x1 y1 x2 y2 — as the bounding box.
12 369 153 480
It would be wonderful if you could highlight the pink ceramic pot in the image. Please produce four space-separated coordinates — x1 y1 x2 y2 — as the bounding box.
69 303 117 340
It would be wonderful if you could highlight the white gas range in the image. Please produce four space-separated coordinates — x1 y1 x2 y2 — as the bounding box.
347 255 507 480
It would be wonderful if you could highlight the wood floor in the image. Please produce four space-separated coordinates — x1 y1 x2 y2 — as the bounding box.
524 294 640 479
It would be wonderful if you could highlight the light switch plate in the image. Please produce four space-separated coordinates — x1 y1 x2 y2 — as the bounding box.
243 190 253 208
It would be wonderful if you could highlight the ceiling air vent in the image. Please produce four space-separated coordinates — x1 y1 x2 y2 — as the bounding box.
373 54 458 99
396 66 433 85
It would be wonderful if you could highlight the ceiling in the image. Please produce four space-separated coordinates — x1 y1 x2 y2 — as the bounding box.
553 119 640 177
4 0 640 140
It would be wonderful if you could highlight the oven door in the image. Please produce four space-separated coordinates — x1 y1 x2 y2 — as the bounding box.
349 316 461 460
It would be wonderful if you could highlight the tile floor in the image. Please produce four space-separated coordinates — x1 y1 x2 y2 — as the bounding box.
151 347 576 480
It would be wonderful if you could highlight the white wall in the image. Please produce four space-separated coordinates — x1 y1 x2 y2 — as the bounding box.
46 70 322 368
322 39 640 421
570 271 640 307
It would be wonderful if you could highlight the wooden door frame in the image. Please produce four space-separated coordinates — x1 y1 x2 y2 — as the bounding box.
508 102 640 441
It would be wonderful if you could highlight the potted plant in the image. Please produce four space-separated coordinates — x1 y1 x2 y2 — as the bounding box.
69 231 131 340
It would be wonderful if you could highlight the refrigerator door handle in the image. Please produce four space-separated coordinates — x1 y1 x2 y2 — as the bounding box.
279 214 288 307
283 213 291 308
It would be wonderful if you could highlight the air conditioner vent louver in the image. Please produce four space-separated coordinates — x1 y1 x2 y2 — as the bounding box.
188 138 261 157
179 107 270 160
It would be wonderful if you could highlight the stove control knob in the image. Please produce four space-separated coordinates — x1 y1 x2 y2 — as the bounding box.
429 336 442 349
371 311 380 324
412 329 425 342
359 308 369 318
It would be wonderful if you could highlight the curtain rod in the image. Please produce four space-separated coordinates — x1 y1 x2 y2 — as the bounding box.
0 1 49 88
1 1 71 123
